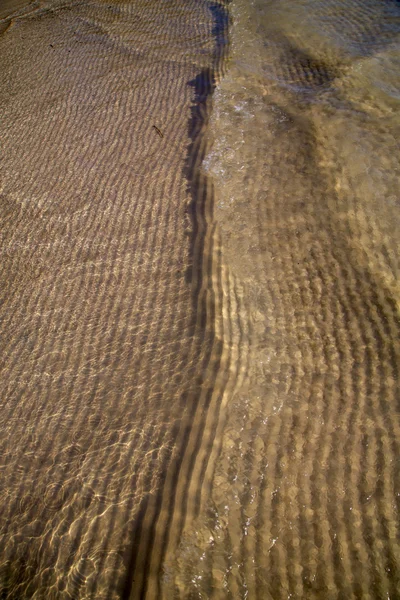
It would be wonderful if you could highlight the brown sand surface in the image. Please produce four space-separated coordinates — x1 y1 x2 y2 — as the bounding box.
0 0 231 597
1 0 400 599
164 1 400 598
0 0 32 21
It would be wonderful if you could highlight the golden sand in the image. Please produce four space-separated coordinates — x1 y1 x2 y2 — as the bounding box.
1 0 399 598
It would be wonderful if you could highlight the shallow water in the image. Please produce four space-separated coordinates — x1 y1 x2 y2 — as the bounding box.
177 0 400 598
0 0 399 598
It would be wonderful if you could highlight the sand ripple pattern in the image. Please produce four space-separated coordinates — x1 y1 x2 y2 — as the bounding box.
1 0 400 598
167 0 400 598
0 0 232 598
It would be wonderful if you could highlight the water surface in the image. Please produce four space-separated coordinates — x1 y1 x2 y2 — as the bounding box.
0 0 399 598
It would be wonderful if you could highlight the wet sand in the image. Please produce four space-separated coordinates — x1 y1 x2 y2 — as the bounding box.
169 0 400 598
0 0 231 597
1 0 400 599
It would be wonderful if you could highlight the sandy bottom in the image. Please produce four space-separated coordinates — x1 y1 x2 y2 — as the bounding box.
0 0 229 597
1 0 400 599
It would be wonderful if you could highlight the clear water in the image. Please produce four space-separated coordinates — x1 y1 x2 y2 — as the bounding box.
172 0 400 597
0 0 399 598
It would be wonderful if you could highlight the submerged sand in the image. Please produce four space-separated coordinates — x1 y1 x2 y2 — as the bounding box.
0 0 230 597
1 0 400 599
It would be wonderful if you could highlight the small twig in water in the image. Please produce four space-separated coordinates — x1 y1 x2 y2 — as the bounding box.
152 125 164 138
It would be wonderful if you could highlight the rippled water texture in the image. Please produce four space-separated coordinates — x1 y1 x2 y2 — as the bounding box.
1 0 400 598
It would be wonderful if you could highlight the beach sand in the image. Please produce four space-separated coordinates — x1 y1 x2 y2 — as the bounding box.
1 0 400 599
0 1 231 597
